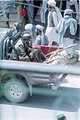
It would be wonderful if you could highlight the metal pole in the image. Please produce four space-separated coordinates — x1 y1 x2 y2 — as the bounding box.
0 60 80 75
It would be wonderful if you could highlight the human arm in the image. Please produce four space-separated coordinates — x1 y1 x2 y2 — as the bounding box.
70 19 77 35
52 11 59 28
18 45 26 57
34 35 41 45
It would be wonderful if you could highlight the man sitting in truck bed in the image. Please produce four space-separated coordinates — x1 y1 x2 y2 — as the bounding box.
14 33 30 61
14 32 46 62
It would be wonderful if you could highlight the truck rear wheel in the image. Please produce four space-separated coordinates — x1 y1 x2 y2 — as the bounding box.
3 77 29 103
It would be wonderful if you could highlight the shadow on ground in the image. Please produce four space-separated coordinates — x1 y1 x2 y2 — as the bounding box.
0 86 80 112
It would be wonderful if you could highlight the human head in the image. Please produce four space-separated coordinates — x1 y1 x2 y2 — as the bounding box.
64 9 73 16
47 0 56 9
57 114 66 120
25 23 33 36
36 24 44 35
22 33 32 47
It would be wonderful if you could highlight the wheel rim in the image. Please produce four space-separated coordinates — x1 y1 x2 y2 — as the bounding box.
8 84 22 99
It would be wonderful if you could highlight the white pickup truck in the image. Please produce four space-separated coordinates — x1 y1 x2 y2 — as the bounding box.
0 28 79 103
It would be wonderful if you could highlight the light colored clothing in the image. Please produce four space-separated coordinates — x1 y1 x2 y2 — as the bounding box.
57 15 77 44
45 7 62 43
67 0 77 6
15 39 30 61
34 34 49 45
66 0 79 20
35 24 49 45
56 15 77 56
62 38 74 56
15 39 26 56
79 1 80 25
40 0 47 23
25 23 35 42
15 39 23 50
26 0 34 23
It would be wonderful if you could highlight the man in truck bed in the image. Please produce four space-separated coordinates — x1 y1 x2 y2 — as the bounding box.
14 31 46 62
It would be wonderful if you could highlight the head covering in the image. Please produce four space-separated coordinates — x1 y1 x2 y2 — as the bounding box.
25 23 33 35
47 0 56 7
57 114 66 120
36 25 45 45
36 24 44 31
64 9 73 16
22 33 31 40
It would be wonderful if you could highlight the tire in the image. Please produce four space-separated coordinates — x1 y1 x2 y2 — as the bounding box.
3 77 29 103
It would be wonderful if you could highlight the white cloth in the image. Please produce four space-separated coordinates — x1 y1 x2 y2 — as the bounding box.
25 23 35 42
67 0 77 6
40 0 47 23
78 1 80 25
56 15 77 56
26 0 34 23
62 38 74 56
25 23 33 36
47 0 56 7
57 15 77 43
64 9 73 15
45 27 59 43
15 39 23 49
36 25 48 45
45 7 62 43
36 24 44 31
34 34 48 45
66 0 79 19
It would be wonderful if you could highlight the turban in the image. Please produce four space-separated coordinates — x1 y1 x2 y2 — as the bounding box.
47 0 56 7
25 23 33 35
36 25 44 31
64 9 73 15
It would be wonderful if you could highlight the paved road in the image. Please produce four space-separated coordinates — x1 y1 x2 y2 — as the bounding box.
0 13 21 28
0 11 41 27
0 90 80 120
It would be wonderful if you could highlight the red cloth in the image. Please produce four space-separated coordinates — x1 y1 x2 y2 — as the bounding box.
39 45 59 55
21 9 27 17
